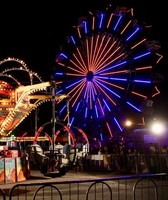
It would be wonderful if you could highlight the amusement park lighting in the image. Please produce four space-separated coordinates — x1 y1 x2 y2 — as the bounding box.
54 4 163 139
0 57 68 137
150 120 166 135
125 120 133 127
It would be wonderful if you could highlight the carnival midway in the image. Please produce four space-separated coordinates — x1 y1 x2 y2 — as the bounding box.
0 57 90 182
0 5 168 184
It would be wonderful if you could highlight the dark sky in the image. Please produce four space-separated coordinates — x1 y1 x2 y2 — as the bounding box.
0 0 168 124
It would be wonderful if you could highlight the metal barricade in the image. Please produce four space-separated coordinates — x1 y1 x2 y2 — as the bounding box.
0 173 166 200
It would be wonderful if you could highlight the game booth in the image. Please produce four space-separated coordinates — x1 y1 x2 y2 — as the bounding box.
0 145 30 183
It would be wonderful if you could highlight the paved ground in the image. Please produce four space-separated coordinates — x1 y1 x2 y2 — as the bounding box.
0 169 134 189
1 170 167 200
29 169 120 182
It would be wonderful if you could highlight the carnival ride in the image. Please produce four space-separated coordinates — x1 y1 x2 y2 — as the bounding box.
0 5 163 177
0 57 67 137
54 5 163 141
0 57 89 176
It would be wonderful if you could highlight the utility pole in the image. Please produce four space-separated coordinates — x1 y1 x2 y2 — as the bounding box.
34 108 39 134
66 96 71 145
51 80 57 173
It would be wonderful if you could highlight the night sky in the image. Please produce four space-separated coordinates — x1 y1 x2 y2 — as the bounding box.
0 0 168 132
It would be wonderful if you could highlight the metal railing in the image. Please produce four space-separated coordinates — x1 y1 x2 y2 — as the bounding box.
83 153 168 174
0 153 168 200
0 172 167 200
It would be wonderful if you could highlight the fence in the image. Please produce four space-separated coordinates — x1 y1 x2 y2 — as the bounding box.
0 172 167 200
83 153 168 174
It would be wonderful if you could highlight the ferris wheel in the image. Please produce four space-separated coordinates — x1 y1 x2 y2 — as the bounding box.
54 5 163 140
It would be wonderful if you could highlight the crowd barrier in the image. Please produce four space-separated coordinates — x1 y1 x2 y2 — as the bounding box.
83 153 168 174
0 172 167 200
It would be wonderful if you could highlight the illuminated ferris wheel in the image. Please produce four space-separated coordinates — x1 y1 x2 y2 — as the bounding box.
54 5 163 140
